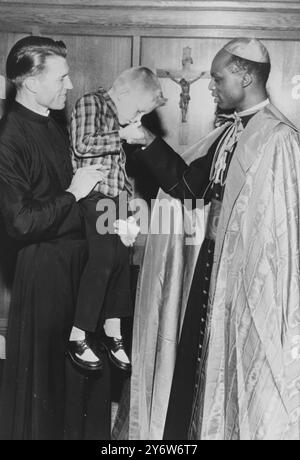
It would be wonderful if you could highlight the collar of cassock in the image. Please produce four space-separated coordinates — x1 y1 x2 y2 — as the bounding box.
210 98 270 186
13 101 50 124
235 98 270 118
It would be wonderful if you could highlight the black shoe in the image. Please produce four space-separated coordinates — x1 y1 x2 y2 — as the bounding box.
67 337 103 372
100 333 131 372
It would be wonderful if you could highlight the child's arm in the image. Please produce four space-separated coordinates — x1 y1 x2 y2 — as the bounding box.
70 93 121 159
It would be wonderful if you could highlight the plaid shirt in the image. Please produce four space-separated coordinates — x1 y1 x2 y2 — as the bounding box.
70 87 132 197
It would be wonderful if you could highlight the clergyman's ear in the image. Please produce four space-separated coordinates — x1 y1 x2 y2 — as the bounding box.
242 72 253 88
23 76 39 94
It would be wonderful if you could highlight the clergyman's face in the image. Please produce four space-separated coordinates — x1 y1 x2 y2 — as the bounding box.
209 50 245 110
116 90 160 125
34 55 73 110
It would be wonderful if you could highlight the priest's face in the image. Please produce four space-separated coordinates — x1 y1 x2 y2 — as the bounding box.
209 50 245 110
34 55 73 110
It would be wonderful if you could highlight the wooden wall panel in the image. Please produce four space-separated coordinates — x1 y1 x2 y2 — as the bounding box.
0 32 27 79
50 35 133 115
141 37 228 154
1 1 300 39
265 40 300 128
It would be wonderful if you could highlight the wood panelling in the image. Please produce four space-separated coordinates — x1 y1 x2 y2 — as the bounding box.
1 1 300 6
1 1 300 39
0 32 27 76
3 7 300 30
52 35 133 114
264 40 300 128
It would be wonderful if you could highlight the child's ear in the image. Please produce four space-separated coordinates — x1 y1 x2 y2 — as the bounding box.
117 88 129 100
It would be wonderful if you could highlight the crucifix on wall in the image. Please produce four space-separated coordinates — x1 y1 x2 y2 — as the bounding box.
157 47 210 145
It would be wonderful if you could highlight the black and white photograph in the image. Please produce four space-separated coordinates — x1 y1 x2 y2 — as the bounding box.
0 0 300 442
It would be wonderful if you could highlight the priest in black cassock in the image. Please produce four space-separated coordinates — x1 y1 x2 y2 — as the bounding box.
0 36 110 440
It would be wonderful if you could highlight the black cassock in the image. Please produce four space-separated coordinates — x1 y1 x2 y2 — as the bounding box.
0 102 111 440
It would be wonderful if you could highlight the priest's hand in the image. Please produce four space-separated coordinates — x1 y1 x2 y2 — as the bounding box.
67 164 110 202
120 123 156 148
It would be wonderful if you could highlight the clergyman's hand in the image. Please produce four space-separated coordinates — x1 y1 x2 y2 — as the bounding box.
67 164 110 202
120 123 156 148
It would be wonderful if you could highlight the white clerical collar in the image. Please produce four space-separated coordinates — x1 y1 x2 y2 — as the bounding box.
31 107 50 117
15 99 50 117
236 98 270 118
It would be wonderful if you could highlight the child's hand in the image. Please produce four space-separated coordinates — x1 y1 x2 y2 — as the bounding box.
113 216 140 247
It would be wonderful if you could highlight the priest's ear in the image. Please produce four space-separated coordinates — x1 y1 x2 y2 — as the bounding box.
242 71 253 88
23 75 40 94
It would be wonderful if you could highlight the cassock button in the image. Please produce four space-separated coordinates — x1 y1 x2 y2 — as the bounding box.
203 290 207 295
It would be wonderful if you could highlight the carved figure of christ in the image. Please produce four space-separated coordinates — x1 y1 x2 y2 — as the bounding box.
157 47 209 144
